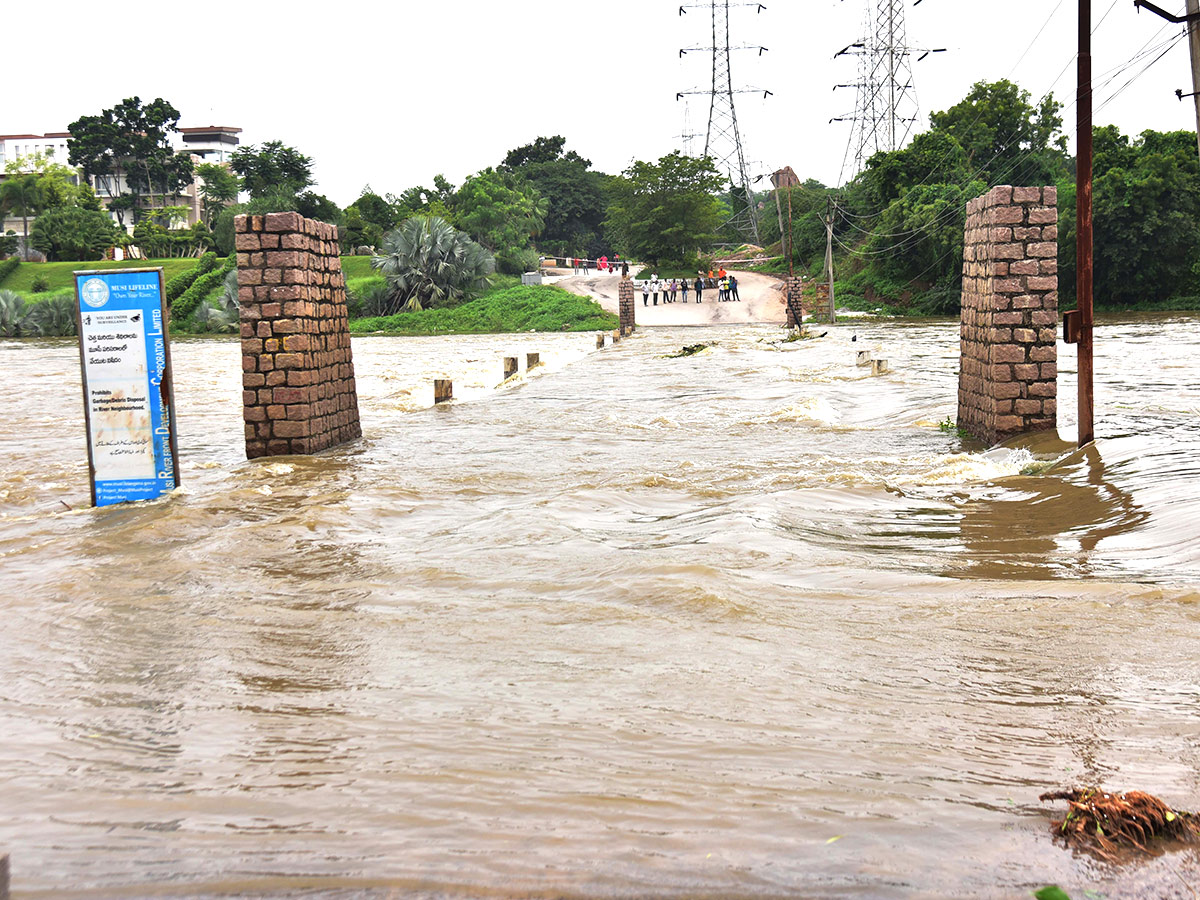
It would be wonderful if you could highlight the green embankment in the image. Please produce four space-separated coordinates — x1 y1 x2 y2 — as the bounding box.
339 256 376 279
0 258 197 295
350 284 617 336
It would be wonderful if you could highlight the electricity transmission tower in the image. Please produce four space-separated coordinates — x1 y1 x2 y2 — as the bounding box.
678 2 771 243
677 100 698 157
832 0 943 181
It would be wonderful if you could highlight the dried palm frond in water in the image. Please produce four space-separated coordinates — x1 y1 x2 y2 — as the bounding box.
1039 788 1199 860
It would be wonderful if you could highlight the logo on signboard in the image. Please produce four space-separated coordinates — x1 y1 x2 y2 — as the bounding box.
81 278 110 308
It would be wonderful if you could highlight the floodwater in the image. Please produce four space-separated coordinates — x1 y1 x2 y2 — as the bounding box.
1 315 1199 899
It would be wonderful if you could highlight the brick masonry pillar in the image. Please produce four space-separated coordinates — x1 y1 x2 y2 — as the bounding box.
957 186 1058 444
618 277 635 336
236 212 362 459
784 276 804 327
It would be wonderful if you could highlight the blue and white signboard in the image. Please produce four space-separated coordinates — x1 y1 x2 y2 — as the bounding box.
73 268 180 507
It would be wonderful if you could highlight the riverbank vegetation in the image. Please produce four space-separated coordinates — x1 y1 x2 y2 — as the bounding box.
759 79 1200 315
349 283 616 336
6 83 1199 328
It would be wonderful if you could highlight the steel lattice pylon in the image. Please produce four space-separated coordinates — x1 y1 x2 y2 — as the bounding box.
833 0 941 182
679 1 770 244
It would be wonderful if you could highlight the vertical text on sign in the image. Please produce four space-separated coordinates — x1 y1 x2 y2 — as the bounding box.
74 268 180 507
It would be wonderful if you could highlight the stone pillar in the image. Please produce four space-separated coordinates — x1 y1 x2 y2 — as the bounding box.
958 186 1058 444
783 275 804 328
236 212 362 459
618 277 635 336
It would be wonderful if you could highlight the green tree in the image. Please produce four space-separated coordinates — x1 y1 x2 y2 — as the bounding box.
500 136 608 257
30 207 117 261
230 141 314 198
349 188 398 231
394 175 456 222
0 173 45 260
371 216 494 313
295 191 341 224
604 151 726 265
452 168 546 274
68 96 193 225
928 79 1067 186
211 188 299 255
339 207 383 252
1060 128 1200 306
195 162 240 227
757 180 834 272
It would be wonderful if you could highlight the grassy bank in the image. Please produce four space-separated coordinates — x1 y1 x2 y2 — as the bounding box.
0 258 198 294
350 284 617 335
340 256 376 279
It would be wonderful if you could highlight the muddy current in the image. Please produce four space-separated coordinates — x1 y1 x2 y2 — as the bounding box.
1 315 1199 898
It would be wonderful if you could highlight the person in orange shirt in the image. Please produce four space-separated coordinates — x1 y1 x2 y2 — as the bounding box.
718 266 727 279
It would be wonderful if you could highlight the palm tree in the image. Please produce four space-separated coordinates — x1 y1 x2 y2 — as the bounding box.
0 290 27 336
0 173 45 261
371 216 493 314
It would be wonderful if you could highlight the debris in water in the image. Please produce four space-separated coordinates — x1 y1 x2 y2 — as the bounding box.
1039 788 1198 860
664 343 713 358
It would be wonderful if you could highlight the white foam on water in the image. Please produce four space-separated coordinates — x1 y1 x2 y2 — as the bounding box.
907 447 1035 485
766 397 839 427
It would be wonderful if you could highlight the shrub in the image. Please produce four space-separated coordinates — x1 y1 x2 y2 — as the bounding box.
30 275 50 294
189 269 240 333
345 276 392 318
0 257 20 285
21 293 77 337
171 254 235 322
165 251 219 301
0 290 28 336
30 207 119 262
372 216 494 314
496 247 540 276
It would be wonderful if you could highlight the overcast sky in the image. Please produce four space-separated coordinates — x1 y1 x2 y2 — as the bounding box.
7 1 1198 205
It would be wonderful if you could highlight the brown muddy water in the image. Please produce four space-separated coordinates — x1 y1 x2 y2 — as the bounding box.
1 316 1199 899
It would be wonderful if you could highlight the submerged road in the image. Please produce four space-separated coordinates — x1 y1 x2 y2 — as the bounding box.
2 314 1200 898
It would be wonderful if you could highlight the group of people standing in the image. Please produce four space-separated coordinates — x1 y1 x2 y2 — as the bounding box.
639 269 740 306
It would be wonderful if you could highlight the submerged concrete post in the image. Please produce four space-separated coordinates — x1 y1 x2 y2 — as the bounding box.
526 352 541 369
596 333 605 349
503 356 518 379
958 186 1058 444
434 379 453 403
618 277 635 336
236 212 361 458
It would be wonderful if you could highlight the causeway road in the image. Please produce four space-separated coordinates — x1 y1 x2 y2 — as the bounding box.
550 270 789 327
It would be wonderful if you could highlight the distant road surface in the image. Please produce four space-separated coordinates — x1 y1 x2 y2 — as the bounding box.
549 270 788 326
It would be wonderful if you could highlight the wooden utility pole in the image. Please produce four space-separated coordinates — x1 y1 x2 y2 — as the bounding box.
825 197 836 323
1189 0 1200 159
1077 0 1095 446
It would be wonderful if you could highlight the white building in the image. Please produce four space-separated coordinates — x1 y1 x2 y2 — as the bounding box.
0 125 242 235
